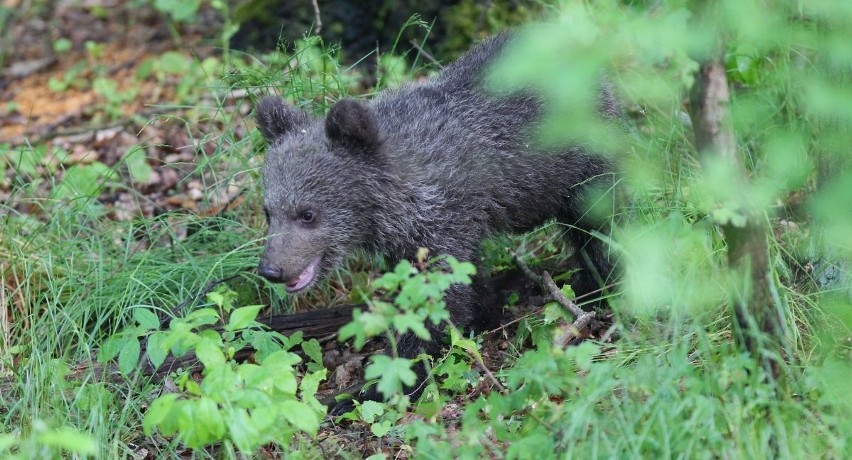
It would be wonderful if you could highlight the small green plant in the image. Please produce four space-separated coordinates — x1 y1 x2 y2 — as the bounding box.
98 287 327 454
123 145 154 185
338 400 404 439
83 40 104 61
47 38 106 93
135 52 223 102
93 77 137 120
47 61 87 92
339 254 476 410
52 161 115 203
52 37 72 54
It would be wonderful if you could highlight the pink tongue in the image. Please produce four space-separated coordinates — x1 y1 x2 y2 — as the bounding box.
286 256 321 292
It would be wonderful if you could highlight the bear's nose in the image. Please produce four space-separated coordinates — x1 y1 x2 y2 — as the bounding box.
258 264 284 283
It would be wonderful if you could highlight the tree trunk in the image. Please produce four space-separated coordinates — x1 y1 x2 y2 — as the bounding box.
689 59 785 381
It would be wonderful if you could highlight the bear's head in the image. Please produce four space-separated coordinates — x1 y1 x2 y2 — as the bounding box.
255 96 383 293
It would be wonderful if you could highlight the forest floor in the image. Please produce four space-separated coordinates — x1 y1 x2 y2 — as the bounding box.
2 0 245 220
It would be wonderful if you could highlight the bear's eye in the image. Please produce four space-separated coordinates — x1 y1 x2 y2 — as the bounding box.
299 209 316 223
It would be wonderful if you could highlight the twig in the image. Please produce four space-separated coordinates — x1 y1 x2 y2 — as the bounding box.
482 280 619 337
310 0 322 35
541 271 586 321
510 250 597 348
510 249 542 283
447 320 507 395
543 271 598 348
408 39 444 69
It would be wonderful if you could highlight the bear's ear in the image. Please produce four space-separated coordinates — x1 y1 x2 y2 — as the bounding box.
325 99 380 153
255 96 310 143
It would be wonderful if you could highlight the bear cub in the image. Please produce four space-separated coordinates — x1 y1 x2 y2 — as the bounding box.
255 33 618 408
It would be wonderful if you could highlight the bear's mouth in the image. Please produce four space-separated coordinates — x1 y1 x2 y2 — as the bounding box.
284 255 322 293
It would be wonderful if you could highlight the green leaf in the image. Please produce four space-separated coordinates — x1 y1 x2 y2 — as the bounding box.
280 400 321 436
340 308 389 349
272 369 298 395
262 349 302 368
136 57 156 80
370 420 393 438
188 397 226 447
173 400 216 449
55 162 114 199
185 307 219 326
36 428 97 455
118 337 141 375
711 206 748 227
75 382 113 411
92 77 118 97
449 327 480 357
559 283 575 300
248 404 279 437
364 355 417 400
248 330 286 360
226 305 262 332
436 354 474 393
505 427 554 460
124 146 154 184
282 330 304 350
133 307 160 330
301 338 323 367
3 146 45 175
201 365 238 403
300 369 327 399
159 399 187 436
359 400 385 424
97 334 126 363
206 291 225 308
53 38 72 53
338 309 371 350
391 312 430 339
143 393 179 435
146 331 168 369
225 407 261 454
48 76 68 92
543 302 567 324
570 341 598 372
446 256 477 282
153 0 201 24
196 338 226 369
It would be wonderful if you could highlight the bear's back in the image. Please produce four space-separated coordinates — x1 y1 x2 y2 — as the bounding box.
370 33 542 188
